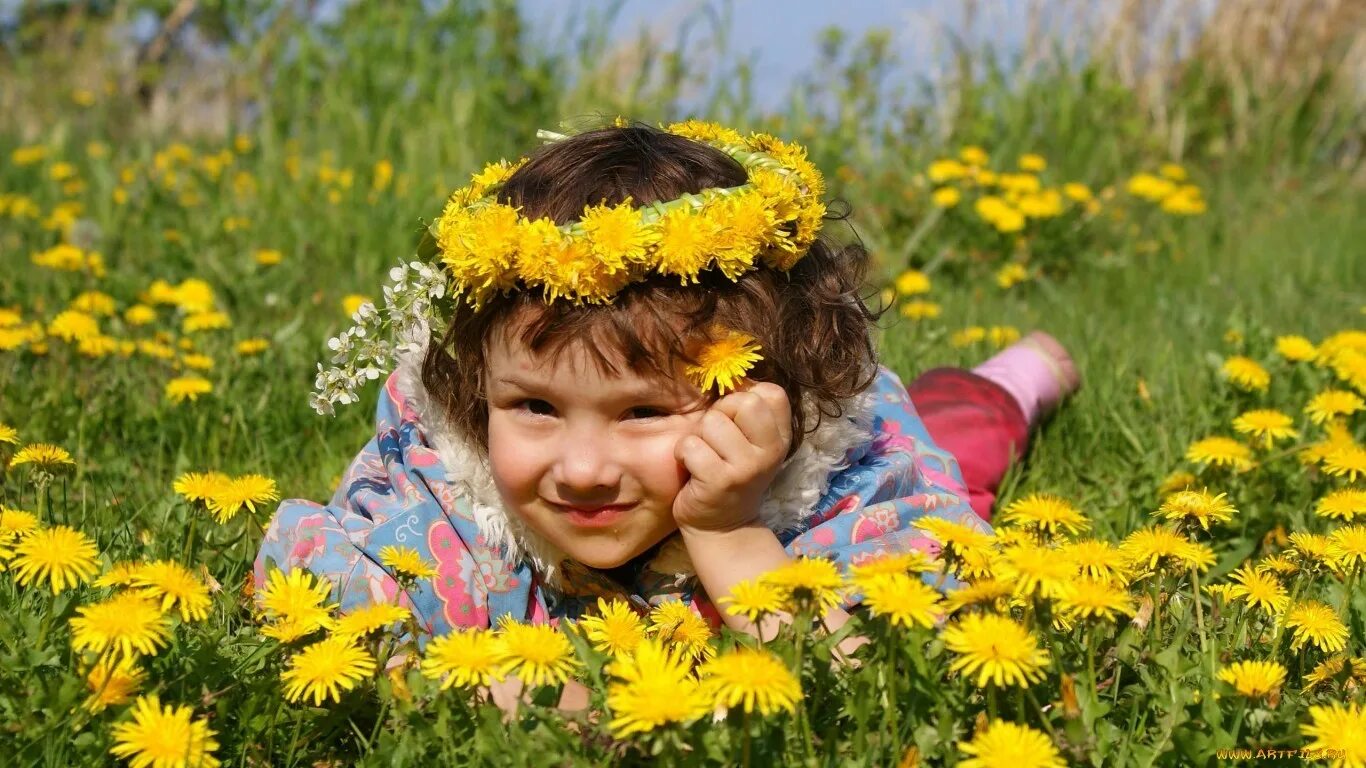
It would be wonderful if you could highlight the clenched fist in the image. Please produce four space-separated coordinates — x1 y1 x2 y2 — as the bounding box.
672 381 794 535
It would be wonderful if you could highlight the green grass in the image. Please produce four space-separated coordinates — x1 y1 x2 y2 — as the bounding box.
1 1 1364 765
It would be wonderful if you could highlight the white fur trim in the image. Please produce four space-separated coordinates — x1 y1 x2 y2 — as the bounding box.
392 323 875 586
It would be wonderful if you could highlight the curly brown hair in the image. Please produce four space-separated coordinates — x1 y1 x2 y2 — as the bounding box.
421 122 890 460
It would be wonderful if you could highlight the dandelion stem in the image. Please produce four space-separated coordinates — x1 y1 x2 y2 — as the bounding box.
1190 567 1208 654
742 708 752 768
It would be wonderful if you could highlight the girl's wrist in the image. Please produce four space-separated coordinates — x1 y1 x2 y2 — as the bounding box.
679 521 792 634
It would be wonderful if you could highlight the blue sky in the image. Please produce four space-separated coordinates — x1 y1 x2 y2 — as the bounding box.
518 0 1038 110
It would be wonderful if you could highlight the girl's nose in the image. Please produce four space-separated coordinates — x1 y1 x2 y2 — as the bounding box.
552 432 622 491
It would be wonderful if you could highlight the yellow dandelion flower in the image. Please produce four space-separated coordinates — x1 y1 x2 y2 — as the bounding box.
1054 578 1136 622
340 294 372 317
1231 409 1299 449
683 326 763 396
256 568 337 624
576 597 647 656
235 337 271 356
1121 526 1194 572
1018 153 1047 172
944 580 1014 613
48 309 101 342
757 557 848 616
180 309 231 334
1289 532 1337 567
899 299 942 320
1303 656 1366 692
124 304 157 326
71 592 172 658
959 146 989 166
495 617 581 687
332 602 411 641
913 516 994 559
1059 539 1131 584
9 442 76 470
1306 390 1365 425
129 560 213 622
260 613 333 644
895 269 931 296
84 656 146 713
942 613 1050 688
1301 422 1357 466
717 578 788 623
179 353 213 371
580 201 657 263
605 638 711 738
281 635 377 705
1226 564 1289 616
1282 601 1350 653
421 627 505 689
1000 493 1089 538
959 720 1066 768
1302 701 1366 767
1275 335 1317 362
1323 443 1366 482
849 550 936 581
652 205 721 285
995 263 1030 290
860 572 943 629
1185 436 1254 472
1317 490 1366 522
205 474 279 524
165 376 213 403
1218 660 1286 701
0 507 38 540
11 525 99 592
994 542 1075 599
1328 525 1366 568
1155 488 1237 532
1221 356 1270 392
927 159 967 183
254 248 283 266
699 646 802 716
94 561 148 589
378 545 437 580
0 423 18 444
1157 470 1197 497
951 326 987 347
646 600 716 662
1256 554 1299 577
1180 541 1217 573
931 187 961 208
173 471 230 505
109 695 220 768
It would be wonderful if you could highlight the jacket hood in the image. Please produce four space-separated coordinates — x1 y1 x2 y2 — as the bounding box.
391 322 878 586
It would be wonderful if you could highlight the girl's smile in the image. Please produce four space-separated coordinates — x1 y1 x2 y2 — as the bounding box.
485 324 708 569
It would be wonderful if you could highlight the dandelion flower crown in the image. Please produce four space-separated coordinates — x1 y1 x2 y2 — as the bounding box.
311 119 828 416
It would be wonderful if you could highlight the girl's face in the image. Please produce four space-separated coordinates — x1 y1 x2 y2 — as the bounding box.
484 329 708 570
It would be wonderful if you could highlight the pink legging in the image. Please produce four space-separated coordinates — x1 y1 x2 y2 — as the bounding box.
905 367 1032 522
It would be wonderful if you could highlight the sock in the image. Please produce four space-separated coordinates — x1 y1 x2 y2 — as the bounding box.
971 338 1067 427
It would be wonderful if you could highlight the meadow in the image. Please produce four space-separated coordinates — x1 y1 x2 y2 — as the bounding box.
1 1 1364 765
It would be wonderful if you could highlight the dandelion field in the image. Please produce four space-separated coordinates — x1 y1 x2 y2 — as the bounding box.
1 2 1365 766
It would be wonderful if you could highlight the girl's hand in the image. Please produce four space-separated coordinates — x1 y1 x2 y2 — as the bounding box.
480 677 592 720
672 381 793 534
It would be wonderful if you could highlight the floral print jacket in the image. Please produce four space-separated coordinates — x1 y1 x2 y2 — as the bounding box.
255 351 993 635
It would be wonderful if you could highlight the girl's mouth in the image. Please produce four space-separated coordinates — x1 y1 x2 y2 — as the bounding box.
556 503 635 527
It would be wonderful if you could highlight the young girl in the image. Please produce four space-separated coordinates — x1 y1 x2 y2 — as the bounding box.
255 120 1079 645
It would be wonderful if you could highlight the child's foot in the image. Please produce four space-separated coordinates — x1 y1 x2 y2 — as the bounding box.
1019 331 1081 403
971 331 1081 425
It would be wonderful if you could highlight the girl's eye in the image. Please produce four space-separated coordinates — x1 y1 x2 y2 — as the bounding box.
517 399 554 417
513 401 667 420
